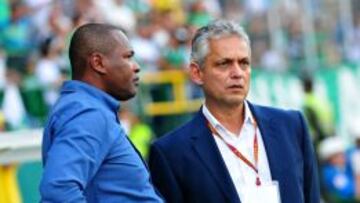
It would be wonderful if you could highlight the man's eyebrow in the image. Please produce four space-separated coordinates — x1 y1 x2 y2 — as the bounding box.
217 58 232 62
239 57 250 62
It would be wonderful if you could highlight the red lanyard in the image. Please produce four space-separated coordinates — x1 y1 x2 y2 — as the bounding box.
207 120 261 186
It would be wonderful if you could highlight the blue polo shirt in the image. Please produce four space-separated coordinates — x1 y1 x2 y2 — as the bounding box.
40 80 163 203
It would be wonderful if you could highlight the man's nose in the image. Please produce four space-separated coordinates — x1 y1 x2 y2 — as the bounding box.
133 61 140 73
230 63 244 78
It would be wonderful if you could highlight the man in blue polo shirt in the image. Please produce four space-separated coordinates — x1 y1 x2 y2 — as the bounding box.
40 23 163 203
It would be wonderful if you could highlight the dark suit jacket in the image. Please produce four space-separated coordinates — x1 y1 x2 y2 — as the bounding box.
149 102 320 203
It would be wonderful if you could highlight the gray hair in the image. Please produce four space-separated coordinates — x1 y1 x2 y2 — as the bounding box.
190 19 250 68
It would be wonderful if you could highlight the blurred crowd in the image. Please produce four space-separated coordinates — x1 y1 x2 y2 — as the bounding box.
0 0 360 202
0 0 360 128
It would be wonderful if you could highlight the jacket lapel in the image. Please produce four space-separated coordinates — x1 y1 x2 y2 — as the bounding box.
248 103 285 183
190 110 240 203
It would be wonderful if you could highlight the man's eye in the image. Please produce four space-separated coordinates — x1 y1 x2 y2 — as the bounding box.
125 51 135 59
239 59 249 64
124 54 133 59
239 60 250 67
217 61 229 67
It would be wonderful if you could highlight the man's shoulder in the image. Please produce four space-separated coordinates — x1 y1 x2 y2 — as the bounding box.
152 113 203 149
251 103 302 120
153 120 194 145
51 93 93 114
47 92 106 128
251 103 307 137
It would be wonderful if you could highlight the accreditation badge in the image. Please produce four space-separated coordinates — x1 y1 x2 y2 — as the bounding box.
242 181 281 203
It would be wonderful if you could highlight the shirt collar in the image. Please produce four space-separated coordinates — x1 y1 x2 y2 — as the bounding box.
61 80 120 113
244 101 256 125
202 100 256 130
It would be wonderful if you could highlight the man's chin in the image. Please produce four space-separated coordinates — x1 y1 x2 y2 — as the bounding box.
223 97 245 107
117 91 137 101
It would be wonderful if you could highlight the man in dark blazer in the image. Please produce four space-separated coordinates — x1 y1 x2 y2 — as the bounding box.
148 20 320 203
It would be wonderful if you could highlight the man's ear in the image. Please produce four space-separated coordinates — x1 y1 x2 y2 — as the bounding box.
189 62 204 85
89 52 107 74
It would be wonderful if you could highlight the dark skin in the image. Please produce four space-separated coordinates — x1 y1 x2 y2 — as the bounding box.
78 31 140 101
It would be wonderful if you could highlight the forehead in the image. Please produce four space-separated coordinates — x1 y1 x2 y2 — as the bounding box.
111 30 132 51
208 35 250 56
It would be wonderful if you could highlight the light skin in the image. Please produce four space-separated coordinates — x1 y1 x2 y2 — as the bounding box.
190 35 251 135
85 31 140 101
329 153 346 168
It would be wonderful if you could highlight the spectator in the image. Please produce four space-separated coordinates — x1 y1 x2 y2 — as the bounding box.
34 37 62 106
319 136 356 202
348 121 360 200
302 76 335 148
1 1 35 74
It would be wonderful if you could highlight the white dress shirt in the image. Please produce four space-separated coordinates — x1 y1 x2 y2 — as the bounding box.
202 101 272 200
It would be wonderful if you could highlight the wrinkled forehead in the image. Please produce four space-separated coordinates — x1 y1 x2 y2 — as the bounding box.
211 34 250 48
208 35 251 55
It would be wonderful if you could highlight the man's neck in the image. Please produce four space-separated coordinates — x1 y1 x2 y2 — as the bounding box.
205 100 245 135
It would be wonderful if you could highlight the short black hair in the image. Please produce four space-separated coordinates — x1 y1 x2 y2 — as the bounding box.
303 77 313 93
68 23 123 78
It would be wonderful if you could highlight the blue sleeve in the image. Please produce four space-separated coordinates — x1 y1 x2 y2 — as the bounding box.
40 109 111 203
297 112 321 203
